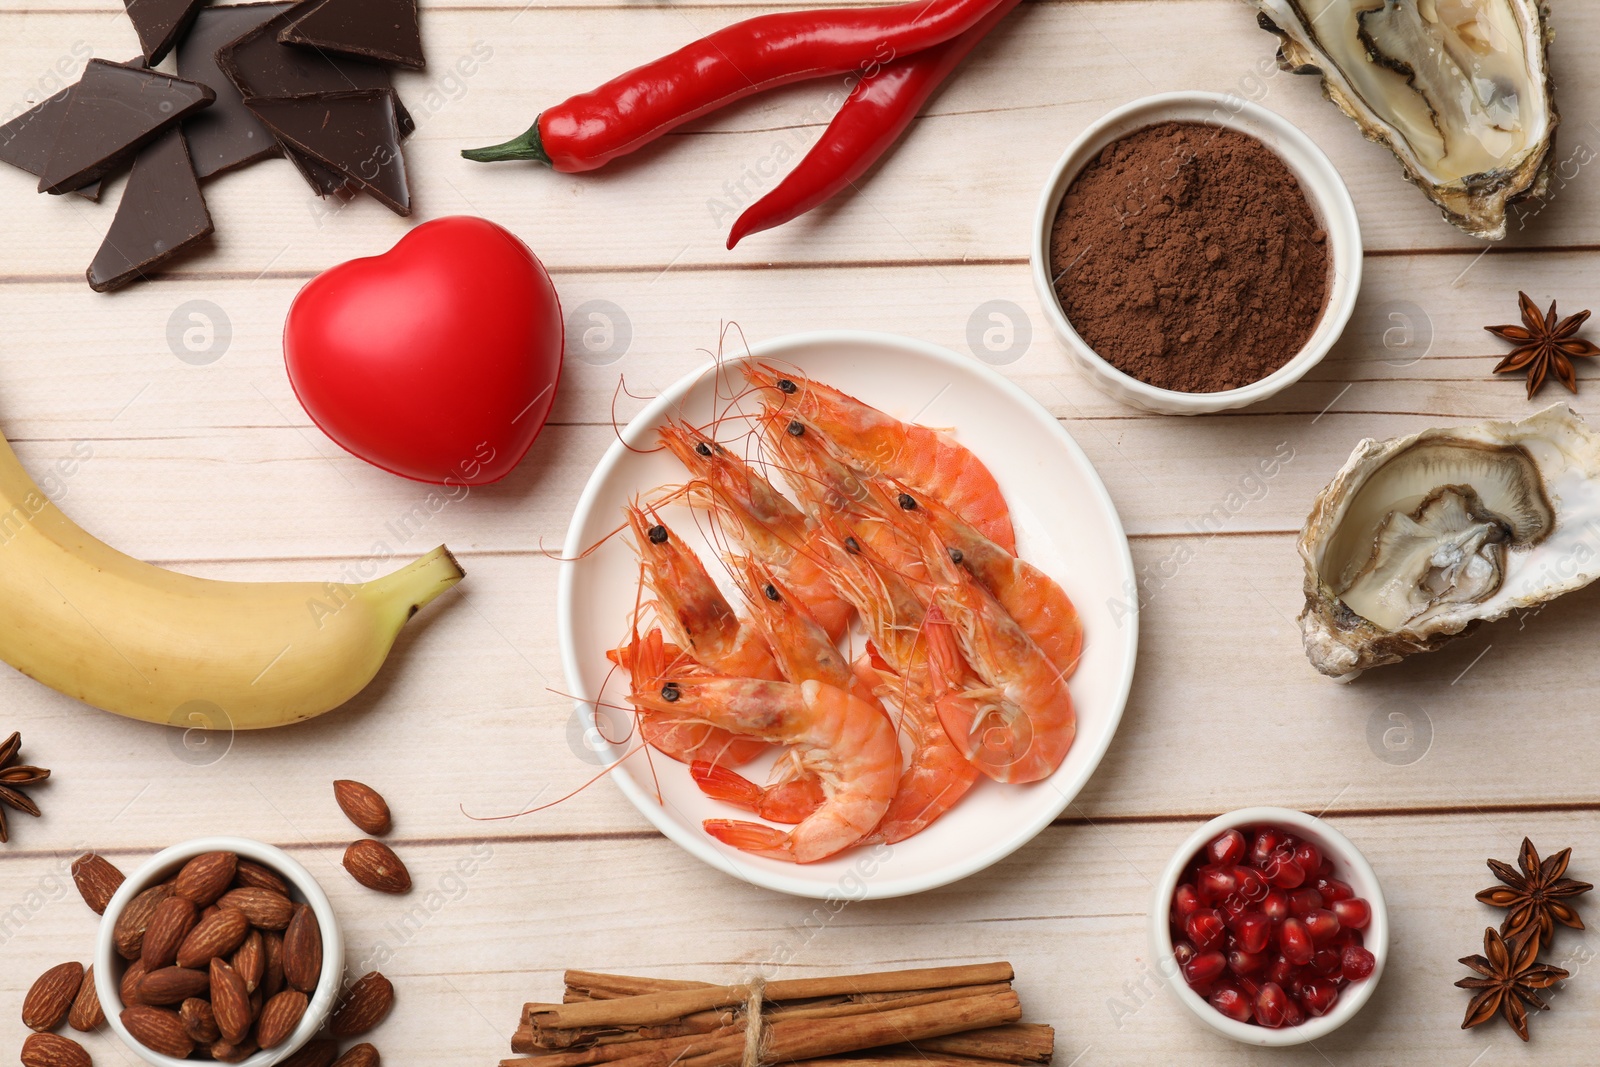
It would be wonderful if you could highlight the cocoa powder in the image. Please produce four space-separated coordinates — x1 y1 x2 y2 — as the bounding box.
1049 121 1329 393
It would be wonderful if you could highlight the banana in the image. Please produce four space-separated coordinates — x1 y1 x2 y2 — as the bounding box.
0 431 463 729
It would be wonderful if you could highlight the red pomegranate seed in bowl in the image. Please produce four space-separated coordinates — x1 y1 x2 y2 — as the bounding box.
1279 918 1314 965
1287 888 1324 917
1209 985 1253 1023
1208 829 1246 866
1299 979 1340 1017
1303 908 1341 945
1332 897 1371 930
1254 983 1292 1028
1341 945 1376 982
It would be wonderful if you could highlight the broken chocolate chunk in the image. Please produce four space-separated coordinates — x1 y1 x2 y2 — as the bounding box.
247 92 410 215
0 85 102 200
177 2 291 179
87 128 212 292
279 0 425 70
36 60 214 195
123 0 210 65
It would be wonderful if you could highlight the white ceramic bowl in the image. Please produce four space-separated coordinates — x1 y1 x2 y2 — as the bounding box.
1149 807 1389 1046
1031 92 1363 415
558 330 1138 899
96 837 344 1067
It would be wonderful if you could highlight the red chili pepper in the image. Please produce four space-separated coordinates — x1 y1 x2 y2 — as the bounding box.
462 0 1007 173
726 0 1021 248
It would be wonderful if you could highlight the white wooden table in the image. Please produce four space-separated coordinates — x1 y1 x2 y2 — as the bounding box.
3 0 1599 1062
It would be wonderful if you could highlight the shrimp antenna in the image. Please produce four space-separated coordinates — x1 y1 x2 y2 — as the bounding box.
611 376 666 454
461 740 651 821
541 518 629 562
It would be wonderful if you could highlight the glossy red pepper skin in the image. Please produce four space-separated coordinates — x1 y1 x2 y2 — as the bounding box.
726 0 1021 247
462 0 1007 172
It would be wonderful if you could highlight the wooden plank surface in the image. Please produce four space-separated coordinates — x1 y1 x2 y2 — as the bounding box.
4 0 1600 1063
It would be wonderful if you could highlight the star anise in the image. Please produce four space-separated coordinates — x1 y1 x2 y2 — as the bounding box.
1457 926 1569 1041
1486 291 1600 398
0 731 48 843
1476 838 1592 950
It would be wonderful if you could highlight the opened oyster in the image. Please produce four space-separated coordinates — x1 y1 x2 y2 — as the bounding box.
1251 0 1558 240
1300 406 1600 677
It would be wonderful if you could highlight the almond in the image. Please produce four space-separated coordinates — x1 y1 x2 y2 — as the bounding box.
215 886 294 929
332 1043 380 1067
67 965 103 1032
279 1038 339 1067
210 1038 259 1064
139 895 197 969
233 859 289 895
232 929 265 992
330 971 394 1039
71 853 124 915
209 958 252 1045
333 780 392 836
255 989 308 1049
179 996 220 1043
282 903 324 993
23 961 84 1032
173 850 238 905
260 929 286 998
176 907 251 968
113 883 174 960
121 1005 195 1059
119 959 149 1007
342 840 410 894
136 966 209 1005
20 1033 91 1067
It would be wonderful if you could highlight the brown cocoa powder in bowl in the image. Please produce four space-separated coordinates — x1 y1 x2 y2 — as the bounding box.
1049 120 1330 393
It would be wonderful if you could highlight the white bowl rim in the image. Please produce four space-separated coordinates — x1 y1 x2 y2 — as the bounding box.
96 836 345 1067
1030 90 1364 413
1147 807 1390 1046
557 328 1139 899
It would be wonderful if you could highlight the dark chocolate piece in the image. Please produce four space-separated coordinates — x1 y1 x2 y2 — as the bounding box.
247 92 409 215
36 60 214 194
123 0 209 64
0 85 102 200
177 2 291 179
286 148 357 197
87 128 213 292
278 0 425 70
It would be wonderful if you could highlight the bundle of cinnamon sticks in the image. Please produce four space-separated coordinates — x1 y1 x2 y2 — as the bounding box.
501 963 1053 1067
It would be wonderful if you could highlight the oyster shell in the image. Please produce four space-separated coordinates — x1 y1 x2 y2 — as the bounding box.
1299 406 1600 677
1251 0 1558 240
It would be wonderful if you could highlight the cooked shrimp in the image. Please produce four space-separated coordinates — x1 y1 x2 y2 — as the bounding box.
744 363 1016 552
630 677 899 863
657 419 853 641
913 526 1076 784
689 556 882 824
876 481 1083 679
616 624 767 766
621 502 780 681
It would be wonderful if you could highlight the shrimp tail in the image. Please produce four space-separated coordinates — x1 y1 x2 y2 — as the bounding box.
702 819 793 860
691 761 765 811
691 761 823 824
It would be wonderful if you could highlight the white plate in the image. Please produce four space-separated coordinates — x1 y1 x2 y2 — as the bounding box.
558 331 1138 898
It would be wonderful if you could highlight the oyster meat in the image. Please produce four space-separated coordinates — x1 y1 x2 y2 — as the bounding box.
1299 406 1600 677
1251 0 1558 240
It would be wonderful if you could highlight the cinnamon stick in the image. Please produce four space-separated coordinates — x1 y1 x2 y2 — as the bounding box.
530 964 1015 1031
905 1025 1056 1064
565 972 716 999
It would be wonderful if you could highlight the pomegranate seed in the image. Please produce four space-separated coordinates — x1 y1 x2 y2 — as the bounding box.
1338 927 1365 949
1228 948 1267 976
1341 945 1376 982
1311 948 1342 977
1184 950 1227 986
1285 967 1315 997
1232 865 1268 904
1264 854 1306 889
1315 876 1354 902
1197 865 1239 905
1281 997 1305 1027
1287 888 1325 917
1236 975 1262 999
1303 909 1341 945
1262 888 1289 922
1173 884 1202 924
1299 979 1340 1017
1251 829 1286 868
1280 918 1314 965
1292 842 1322 876
1231 911 1272 954
1173 940 1197 966
1186 909 1227 952
1254 983 1291 1028
1314 856 1334 879
1208 829 1246 866
1266 954 1294 987
1333 897 1371 930
1209 985 1253 1023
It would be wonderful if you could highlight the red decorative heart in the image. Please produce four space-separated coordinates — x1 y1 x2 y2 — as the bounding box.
284 215 563 485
